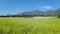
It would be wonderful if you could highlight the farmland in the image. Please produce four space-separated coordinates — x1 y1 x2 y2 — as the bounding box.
0 17 60 34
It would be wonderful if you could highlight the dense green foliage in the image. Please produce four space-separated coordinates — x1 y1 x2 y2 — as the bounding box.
0 18 60 34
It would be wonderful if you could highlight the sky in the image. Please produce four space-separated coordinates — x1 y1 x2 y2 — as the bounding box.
0 0 60 15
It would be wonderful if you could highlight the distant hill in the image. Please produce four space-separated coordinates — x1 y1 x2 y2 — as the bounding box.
16 8 60 17
0 8 60 17
17 10 43 15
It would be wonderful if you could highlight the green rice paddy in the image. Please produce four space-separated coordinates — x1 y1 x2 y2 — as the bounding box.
0 17 60 34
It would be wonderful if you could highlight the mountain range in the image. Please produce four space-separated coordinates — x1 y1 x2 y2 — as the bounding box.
16 8 60 17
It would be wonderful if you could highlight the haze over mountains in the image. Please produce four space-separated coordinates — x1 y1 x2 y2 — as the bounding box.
0 8 60 17
16 8 60 17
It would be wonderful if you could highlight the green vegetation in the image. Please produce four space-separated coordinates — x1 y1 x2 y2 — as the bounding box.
57 14 60 18
0 17 60 34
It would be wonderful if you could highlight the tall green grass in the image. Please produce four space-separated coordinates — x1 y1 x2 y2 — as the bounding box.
0 17 60 34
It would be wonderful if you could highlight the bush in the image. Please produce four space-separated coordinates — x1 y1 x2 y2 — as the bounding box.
57 14 60 18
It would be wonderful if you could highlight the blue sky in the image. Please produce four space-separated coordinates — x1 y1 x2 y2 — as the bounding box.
0 0 60 15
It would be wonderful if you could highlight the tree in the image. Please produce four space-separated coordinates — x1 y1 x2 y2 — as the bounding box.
57 14 60 18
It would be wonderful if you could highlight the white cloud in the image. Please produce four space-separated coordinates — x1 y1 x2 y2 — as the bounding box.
37 6 54 11
43 6 53 10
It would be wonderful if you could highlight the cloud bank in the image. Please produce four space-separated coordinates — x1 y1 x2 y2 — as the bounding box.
37 6 54 11
43 6 53 10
